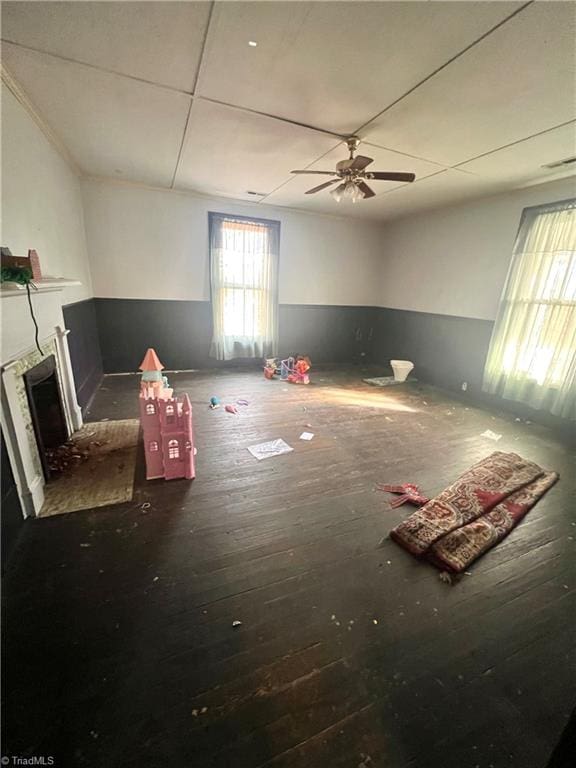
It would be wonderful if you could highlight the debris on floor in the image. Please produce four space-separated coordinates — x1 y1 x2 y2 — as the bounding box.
46 442 90 474
209 396 220 409
232 620 242 628
481 429 502 441
237 399 249 406
225 404 238 414
299 431 314 441
247 439 293 461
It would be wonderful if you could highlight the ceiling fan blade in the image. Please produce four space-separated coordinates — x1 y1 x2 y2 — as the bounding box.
367 171 416 182
350 155 374 171
305 179 340 195
356 181 375 199
291 170 336 175
336 155 373 172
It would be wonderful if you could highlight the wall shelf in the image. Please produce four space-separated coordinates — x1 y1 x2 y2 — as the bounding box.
0 278 81 297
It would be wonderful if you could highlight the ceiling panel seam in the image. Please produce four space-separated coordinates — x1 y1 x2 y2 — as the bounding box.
351 1 534 138
453 119 576 167
258 140 344 202
0 38 192 95
196 94 347 140
170 0 215 189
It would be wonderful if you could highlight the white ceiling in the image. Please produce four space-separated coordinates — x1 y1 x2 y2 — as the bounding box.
2 1 575 221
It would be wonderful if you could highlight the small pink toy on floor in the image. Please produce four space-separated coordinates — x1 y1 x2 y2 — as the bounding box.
376 483 430 508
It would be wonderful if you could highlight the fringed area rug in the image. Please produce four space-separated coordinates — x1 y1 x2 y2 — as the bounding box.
390 451 558 572
40 419 140 518
363 376 417 387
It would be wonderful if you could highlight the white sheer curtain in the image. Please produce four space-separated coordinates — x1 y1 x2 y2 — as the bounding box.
209 213 279 361
483 199 576 419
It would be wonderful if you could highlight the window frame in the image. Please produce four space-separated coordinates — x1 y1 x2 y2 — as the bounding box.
208 212 280 340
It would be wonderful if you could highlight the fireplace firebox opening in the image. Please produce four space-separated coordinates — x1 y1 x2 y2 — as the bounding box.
23 355 68 480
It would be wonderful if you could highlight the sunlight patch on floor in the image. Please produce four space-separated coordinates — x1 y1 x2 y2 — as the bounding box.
321 388 418 413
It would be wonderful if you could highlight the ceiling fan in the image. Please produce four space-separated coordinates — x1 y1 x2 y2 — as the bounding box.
291 136 416 203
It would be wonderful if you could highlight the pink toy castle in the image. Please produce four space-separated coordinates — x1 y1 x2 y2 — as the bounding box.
138 348 195 481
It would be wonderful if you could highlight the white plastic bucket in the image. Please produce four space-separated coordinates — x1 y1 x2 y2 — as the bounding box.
390 359 414 382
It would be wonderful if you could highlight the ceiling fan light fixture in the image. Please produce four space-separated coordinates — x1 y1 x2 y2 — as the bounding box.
334 180 364 203
330 182 347 203
350 182 365 204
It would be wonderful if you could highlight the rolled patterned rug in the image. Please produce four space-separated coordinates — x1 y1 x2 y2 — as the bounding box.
390 451 558 573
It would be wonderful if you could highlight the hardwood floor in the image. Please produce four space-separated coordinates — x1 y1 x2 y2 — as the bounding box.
2 367 574 768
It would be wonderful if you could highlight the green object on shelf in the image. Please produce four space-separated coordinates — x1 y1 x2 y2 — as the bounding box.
1 265 33 284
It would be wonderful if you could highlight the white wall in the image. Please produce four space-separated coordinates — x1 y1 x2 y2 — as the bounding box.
81 179 384 306
378 177 576 321
1 84 93 304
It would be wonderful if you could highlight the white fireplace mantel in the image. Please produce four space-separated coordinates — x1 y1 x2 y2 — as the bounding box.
0 278 81 297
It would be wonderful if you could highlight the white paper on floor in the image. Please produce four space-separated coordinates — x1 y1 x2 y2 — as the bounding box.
247 439 293 461
481 429 502 441
299 432 314 441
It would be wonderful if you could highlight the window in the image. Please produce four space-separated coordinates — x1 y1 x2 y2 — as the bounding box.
146 403 155 415
168 439 179 459
165 404 175 423
149 441 158 452
483 199 576 418
209 213 280 361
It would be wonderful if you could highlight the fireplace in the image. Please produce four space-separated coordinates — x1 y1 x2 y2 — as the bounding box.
23 355 68 480
2 313 83 518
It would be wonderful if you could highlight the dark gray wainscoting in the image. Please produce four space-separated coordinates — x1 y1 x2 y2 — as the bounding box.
279 304 377 365
94 298 378 373
94 299 213 373
373 306 573 436
373 307 494 394
62 298 103 412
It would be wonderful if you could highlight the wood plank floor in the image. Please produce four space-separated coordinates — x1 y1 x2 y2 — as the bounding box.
2 367 575 768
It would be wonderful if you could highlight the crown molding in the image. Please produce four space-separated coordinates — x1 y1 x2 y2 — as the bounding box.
1 62 82 176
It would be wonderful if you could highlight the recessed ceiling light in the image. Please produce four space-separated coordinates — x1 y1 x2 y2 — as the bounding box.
248 40 258 47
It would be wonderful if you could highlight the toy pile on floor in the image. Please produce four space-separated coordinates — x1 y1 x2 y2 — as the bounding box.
264 355 311 384
139 348 196 481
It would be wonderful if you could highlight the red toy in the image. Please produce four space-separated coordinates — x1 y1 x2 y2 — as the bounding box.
376 483 429 508
287 355 311 384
